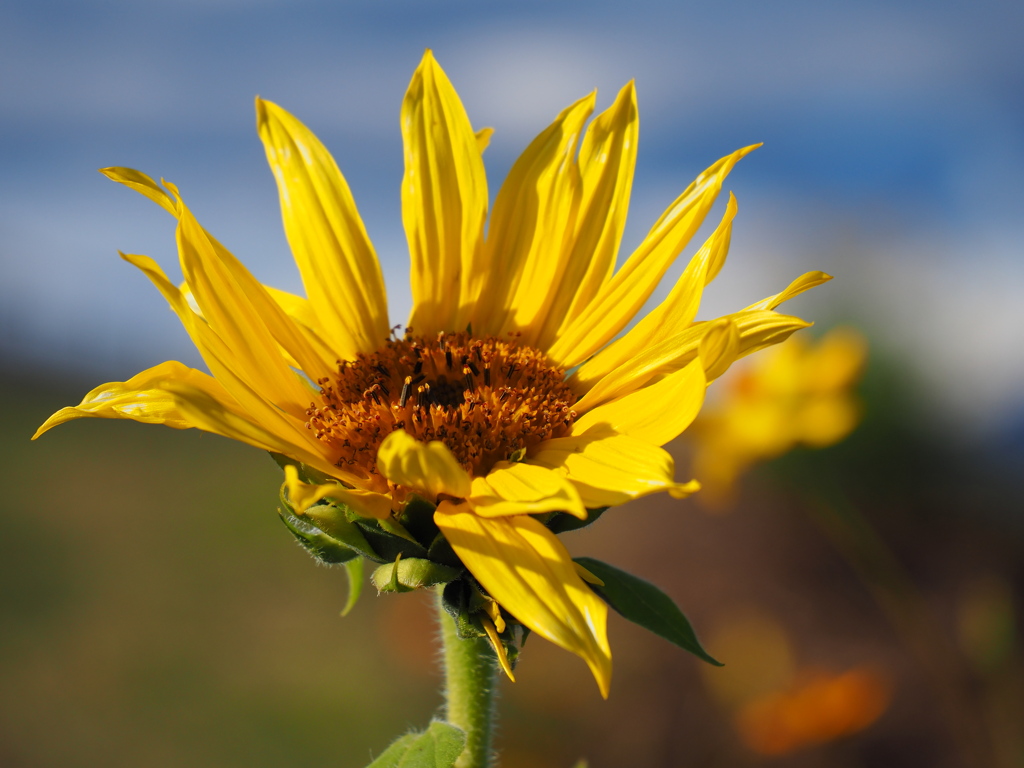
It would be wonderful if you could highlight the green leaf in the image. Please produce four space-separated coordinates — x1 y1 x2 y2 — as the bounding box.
365 722 466 768
547 506 608 534
341 558 363 616
372 557 462 593
277 504 357 565
365 733 418 768
397 721 466 767
573 557 722 666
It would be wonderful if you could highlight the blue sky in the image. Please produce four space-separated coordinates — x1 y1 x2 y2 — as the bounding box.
2 0 1022 434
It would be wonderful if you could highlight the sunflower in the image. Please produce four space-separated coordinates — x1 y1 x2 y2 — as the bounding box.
34 50 828 697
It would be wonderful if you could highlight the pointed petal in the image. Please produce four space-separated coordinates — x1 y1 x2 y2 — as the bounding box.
480 616 516 681
283 465 394 519
170 190 316 419
474 127 494 153
33 361 234 438
376 429 472 500
744 271 833 311
572 358 707 447
256 98 389 357
100 167 177 215
547 145 758 368
402 50 488 335
262 284 339 366
106 168 335 386
536 81 638 350
160 379 359 484
119 251 329 463
435 504 611 697
528 428 700 507
578 193 737 385
474 93 595 342
468 461 586 519
573 310 812 411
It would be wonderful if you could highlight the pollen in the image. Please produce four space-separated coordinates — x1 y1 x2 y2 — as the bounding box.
306 331 578 478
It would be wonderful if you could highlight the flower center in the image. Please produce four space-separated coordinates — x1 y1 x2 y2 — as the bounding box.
306 331 578 479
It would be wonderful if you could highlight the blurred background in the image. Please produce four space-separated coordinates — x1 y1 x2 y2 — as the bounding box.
2 1 1022 766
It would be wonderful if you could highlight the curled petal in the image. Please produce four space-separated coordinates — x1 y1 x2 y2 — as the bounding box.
33 361 234 439
435 504 611 697
469 461 586 519
572 357 707 447
376 430 472 500
283 465 394 520
529 428 700 507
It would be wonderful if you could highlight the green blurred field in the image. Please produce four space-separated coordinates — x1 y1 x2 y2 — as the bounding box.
3 359 1022 768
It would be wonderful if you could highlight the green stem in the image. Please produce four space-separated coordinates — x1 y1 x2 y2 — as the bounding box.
437 590 497 768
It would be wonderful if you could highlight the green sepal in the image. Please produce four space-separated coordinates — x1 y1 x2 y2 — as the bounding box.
365 721 466 768
573 557 722 666
547 506 609 534
278 503 357 565
300 503 379 562
372 557 462 593
398 495 440 547
426 532 463 569
341 558 363 616
355 518 429 562
440 580 487 640
269 452 335 485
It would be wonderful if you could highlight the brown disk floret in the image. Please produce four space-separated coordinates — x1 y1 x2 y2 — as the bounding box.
306 331 578 479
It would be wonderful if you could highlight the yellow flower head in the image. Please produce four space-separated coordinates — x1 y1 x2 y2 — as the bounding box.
35 50 828 697
690 327 868 505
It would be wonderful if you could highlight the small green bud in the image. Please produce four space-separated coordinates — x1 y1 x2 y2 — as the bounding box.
372 557 462 593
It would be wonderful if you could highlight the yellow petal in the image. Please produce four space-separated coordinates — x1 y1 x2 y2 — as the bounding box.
537 81 638 349
256 98 389 358
480 615 516 682
105 169 334 383
283 465 394 519
577 193 737 385
262 284 339 367
547 144 758 368
574 561 605 586
699 318 743 381
402 50 488 335
99 167 177 215
476 93 595 343
572 357 707 447
573 310 811 412
171 193 316 420
475 127 495 153
160 379 361 485
119 252 328 462
529 428 700 507
434 504 611 697
468 462 586 519
33 360 234 439
743 271 833 311
376 429 472 500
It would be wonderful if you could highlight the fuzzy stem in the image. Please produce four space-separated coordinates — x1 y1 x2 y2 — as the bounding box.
437 590 497 768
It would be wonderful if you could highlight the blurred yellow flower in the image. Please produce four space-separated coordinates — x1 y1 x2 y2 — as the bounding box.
689 327 867 505
34 50 826 696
